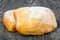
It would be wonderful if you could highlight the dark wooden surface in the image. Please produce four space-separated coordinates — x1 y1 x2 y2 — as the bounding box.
0 0 60 40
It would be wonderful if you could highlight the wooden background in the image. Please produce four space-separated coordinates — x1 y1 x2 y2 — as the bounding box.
0 0 60 40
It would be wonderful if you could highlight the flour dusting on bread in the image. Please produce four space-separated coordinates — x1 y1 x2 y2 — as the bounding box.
19 7 57 28
4 10 15 22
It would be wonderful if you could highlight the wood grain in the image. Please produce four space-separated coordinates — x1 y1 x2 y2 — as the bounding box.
0 0 60 40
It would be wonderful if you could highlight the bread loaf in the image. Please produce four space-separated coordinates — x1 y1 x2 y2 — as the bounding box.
3 7 57 35
14 7 57 35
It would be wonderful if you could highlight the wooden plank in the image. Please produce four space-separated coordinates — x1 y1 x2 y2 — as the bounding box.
0 0 60 40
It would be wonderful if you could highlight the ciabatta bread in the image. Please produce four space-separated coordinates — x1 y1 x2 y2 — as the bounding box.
14 7 57 35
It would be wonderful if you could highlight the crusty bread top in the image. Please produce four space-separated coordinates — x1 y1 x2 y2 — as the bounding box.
4 10 15 22
15 7 57 28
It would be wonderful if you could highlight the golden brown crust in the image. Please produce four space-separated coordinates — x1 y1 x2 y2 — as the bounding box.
3 10 16 32
14 7 57 35
3 17 16 32
3 7 57 35
16 24 55 35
